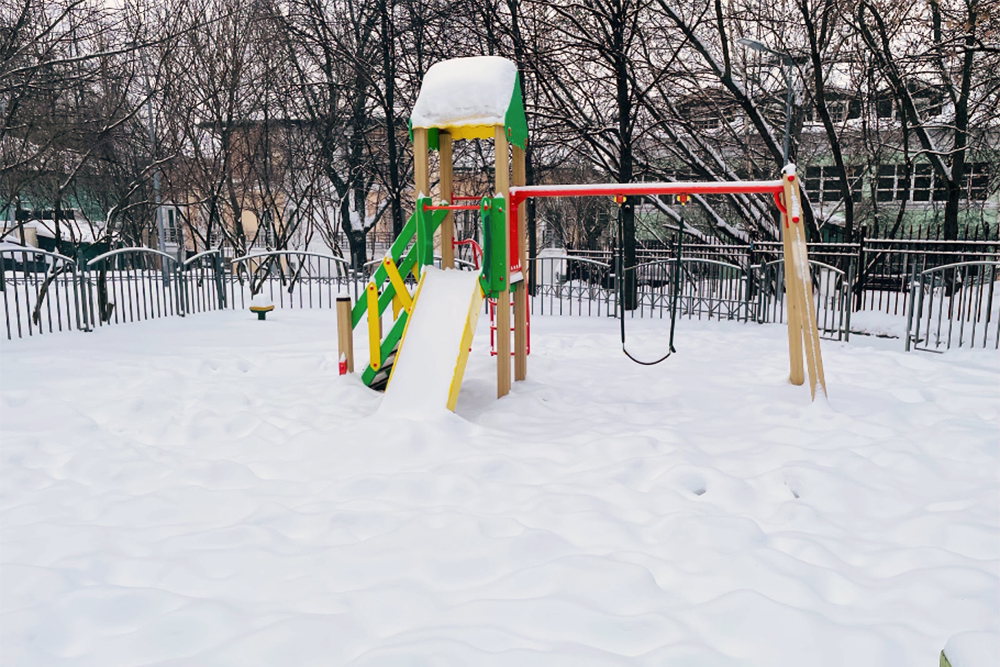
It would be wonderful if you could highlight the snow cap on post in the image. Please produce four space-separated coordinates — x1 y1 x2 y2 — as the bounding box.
410 56 528 150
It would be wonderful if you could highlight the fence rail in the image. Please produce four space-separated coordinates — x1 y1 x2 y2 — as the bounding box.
3 241 998 353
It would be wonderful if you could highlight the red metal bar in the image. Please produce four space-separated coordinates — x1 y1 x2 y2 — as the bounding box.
773 191 788 226
509 179 785 207
488 297 529 358
452 238 483 269
422 203 481 211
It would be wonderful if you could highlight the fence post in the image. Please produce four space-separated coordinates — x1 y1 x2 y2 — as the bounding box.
175 258 186 317
76 249 93 331
854 226 867 312
843 256 854 342
613 250 621 319
904 260 919 351
668 233 681 345
751 263 760 323
336 295 355 374
214 253 227 310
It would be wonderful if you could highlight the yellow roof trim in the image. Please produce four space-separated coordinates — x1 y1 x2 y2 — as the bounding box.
441 124 500 142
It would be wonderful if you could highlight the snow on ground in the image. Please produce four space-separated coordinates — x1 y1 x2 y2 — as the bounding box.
1 309 997 666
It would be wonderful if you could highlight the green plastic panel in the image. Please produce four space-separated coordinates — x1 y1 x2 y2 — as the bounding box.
505 73 528 150
480 196 507 298
351 210 448 328
360 312 408 387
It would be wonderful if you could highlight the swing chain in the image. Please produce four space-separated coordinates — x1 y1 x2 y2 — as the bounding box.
615 194 679 366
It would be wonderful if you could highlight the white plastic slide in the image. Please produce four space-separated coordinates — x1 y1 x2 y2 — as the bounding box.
379 266 484 415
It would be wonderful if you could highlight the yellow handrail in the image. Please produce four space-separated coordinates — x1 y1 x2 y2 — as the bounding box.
383 256 413 315
366 282 381 370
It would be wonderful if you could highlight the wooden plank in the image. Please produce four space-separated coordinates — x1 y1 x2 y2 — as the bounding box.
413 128 430 198
336 296 354 373
780 194 805 387
512 145 528 382
785 177 827 399
782 170 827 399
440 132 454 269
494 125 511 398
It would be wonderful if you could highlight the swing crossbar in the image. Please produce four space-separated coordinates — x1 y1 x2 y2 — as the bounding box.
509 179 786 207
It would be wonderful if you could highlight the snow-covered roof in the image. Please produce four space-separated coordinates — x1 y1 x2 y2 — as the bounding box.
0 240 31 252
4 218 103 244
410 56 528 149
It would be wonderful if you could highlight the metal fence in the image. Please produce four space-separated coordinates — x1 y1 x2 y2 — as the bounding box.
753 259 853 341
906 261 999 352
1 247 86 338
3 242 998 353
229 251 355 310
1 248 365 341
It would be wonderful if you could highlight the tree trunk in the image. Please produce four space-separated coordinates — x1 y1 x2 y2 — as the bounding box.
341 184 368 271
380 0 404 237
346 229 367 271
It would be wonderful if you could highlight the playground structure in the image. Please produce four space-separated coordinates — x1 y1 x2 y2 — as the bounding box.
337 55 827 408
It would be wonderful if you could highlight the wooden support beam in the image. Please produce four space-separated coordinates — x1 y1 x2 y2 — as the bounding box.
780 197 805 387
440 132 454 269
512 144 528 382
782 171 827 399
413 128 430 199
336 295 354 374
494 125 511 398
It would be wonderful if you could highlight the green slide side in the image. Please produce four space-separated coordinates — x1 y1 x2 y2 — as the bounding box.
351 204 447 388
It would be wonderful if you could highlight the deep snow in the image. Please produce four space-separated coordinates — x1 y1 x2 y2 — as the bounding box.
1 309 997 666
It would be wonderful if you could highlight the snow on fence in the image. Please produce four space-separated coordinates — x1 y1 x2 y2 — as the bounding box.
3 244 998 353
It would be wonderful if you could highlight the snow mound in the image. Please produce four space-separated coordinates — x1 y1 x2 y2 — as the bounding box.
944 632 1000 667
411 56 517 129
2 312 997 665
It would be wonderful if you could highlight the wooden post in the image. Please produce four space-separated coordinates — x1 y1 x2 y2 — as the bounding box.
780 192 805 387
494 125 511 398
440 132 454 269
512 144 528 382
783 170 827 399
413 128 430 199
336 295 354 374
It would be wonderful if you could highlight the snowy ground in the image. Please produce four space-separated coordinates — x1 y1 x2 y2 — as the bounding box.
1 309 997 666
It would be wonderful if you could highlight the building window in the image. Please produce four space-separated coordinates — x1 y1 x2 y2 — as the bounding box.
804 165 862 203
678 101 736 132
965 162 992 201
159 206 180 244
875 162 990 202
913 163 947 201
875 86 944 120
805 96 861 123
876 164 910 202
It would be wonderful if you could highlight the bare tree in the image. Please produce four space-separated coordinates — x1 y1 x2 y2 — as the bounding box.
855 0 999 241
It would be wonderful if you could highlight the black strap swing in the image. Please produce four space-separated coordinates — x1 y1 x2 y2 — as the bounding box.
616 194 683 365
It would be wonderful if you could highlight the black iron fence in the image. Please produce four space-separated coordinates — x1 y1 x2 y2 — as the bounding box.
528 238 998 351
3 241 997 352
906 261 999 352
